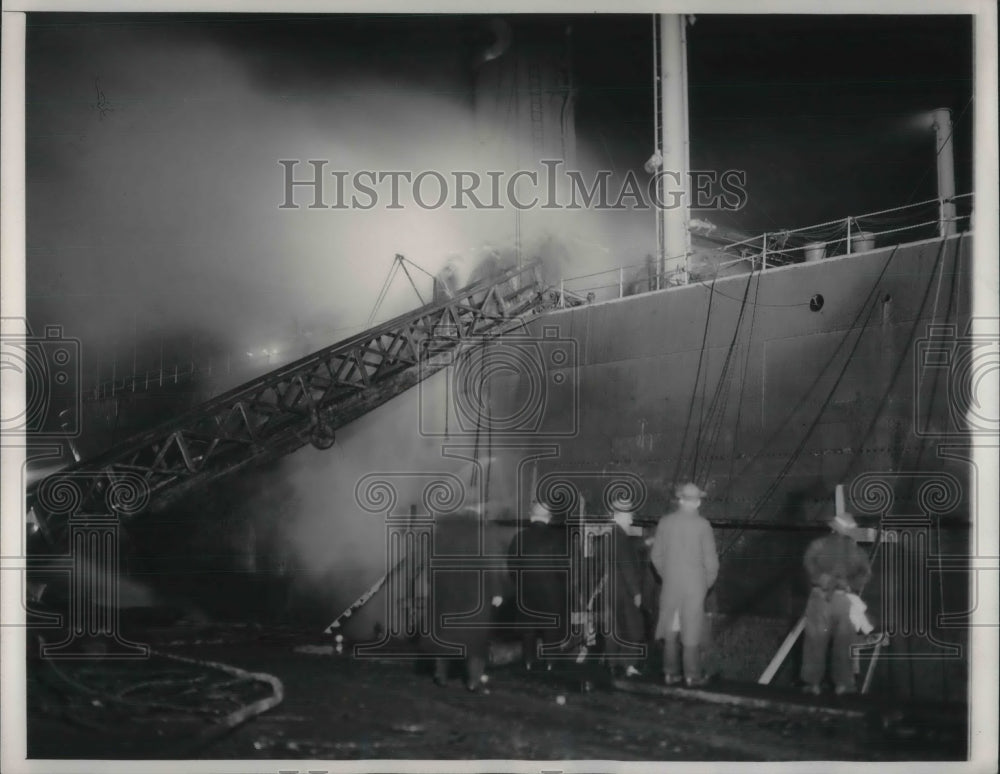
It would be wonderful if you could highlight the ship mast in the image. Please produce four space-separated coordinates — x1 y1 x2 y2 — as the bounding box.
658 15 692 285
931 107 957 237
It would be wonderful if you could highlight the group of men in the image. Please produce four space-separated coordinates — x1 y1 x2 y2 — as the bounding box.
508 481 719 688
421 481 873 697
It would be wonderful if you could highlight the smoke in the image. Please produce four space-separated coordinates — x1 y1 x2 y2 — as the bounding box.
26 17 660 628
32 24 634 350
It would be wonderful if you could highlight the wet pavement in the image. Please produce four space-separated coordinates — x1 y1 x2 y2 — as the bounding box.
26 626 967 762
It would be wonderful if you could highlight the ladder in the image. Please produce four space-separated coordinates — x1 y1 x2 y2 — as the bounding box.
28 262 570 545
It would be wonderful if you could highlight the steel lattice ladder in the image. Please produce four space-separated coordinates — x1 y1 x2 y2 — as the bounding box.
27 262 572 546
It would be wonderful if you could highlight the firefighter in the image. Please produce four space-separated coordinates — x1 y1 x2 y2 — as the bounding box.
800 511 873 695
424 509 505 692
601 495 645 679
651 482 719 687
507 500 569 671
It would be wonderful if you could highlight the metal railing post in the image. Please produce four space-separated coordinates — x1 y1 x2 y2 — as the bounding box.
762 233 768 271
619 267 624 298
846 217 852 255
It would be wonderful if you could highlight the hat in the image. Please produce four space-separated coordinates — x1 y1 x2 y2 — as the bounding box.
830 512 858 534
675 482 707 500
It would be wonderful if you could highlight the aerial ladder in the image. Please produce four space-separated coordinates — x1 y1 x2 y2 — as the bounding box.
27 261 575 548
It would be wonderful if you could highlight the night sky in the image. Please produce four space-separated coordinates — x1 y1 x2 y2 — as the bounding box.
25 13 974 366
572 14 973 228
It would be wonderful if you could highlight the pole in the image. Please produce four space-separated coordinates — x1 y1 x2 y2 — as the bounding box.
324 553 410 634
932 108 957 236
652 14 663 284
758 616 806 684
659 15 690 285
861 641 883 694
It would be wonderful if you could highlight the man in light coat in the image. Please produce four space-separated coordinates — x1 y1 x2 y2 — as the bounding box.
650 482 719 687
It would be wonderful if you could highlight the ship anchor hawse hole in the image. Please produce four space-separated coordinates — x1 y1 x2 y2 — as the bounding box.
809 294 825 312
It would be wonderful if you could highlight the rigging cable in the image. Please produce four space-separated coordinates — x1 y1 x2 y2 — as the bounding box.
692 266 756 481
366 257 402 328
909 239 961 474
845 235 955 483
697 268 759 485
721 267 763 518
718 244 903 557
398 257 427 307
720 292 883 557
672 277 717 487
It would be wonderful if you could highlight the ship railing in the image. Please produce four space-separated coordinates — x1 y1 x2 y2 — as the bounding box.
556 193 973 305
718 192 974 269
556 252 690 306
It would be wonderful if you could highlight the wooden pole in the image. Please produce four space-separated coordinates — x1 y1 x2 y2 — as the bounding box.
861 641 883 694
758 616 806 685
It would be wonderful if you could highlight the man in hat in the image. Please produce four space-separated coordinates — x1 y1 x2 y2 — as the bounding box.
600 495 646 678
800 511 872 695
423 508 506 692
650 482 719 687
507 500 569 671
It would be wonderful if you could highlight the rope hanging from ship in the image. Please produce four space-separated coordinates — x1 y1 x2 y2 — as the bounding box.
717 243 904 558
907 239 962 474
691 266 758 483
702 95 973 554
671 263 759 490
672 269 718 487
844 234 962 483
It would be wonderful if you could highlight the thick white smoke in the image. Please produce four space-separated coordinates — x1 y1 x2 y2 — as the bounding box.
27 18 658 628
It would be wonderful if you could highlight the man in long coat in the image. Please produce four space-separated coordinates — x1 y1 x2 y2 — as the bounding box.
507 501 570 670
599 496 646 678
650 482 719 687
421 509 505 691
